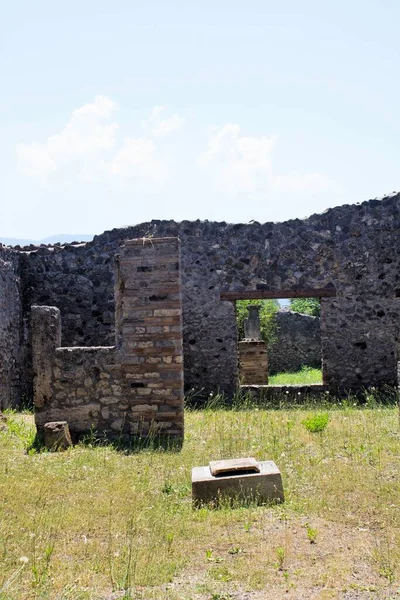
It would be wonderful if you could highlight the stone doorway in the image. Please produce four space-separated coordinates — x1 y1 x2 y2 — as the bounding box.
221 287 336 398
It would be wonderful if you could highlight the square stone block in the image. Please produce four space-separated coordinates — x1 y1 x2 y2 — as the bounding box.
192 458 284 507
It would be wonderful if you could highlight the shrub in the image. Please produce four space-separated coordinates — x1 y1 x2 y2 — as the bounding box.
302 412 329 433
289 298 320 317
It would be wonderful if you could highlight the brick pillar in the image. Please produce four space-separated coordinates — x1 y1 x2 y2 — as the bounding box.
115 238 184 438
238 341 268 385
239 305 268 385
31 306 61 408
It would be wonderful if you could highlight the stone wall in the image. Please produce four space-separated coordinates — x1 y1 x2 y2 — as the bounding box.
268 310 321 374
0 247 23 409
19 224 238 399
4 192 400 404
32 238 184 440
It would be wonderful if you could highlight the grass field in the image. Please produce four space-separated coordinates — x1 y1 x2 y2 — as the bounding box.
0 396 399 600
268 367 323 385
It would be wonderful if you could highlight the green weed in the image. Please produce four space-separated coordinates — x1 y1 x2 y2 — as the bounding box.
302 412 329 433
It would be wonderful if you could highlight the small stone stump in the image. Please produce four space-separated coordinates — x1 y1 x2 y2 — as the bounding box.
192 457 284 507
44 421 72 451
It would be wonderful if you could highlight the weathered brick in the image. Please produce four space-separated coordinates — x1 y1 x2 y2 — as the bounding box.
32 238 184 440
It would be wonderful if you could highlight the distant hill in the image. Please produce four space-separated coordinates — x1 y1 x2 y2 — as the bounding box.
0 237 36 246
0 234 94 246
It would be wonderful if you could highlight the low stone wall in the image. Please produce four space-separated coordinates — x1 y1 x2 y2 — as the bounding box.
241 384 327 402
268 310 321 374
0 248 23 409
32 238 184 440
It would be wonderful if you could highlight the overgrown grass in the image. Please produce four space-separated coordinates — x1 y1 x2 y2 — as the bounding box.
0 397 399 599
269 366 323 385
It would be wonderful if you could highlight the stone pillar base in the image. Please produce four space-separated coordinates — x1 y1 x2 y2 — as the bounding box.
238 340 268 385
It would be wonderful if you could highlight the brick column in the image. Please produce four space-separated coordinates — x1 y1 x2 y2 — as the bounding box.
115 238 184 438
238 304 268 385
238 341 268 385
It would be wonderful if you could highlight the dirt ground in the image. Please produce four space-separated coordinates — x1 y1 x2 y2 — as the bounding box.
106 515 400 600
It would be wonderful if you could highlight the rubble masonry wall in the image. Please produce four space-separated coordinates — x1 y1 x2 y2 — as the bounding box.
32 238 184 439
6 192 400 401
268 310 321 374
0 247 23 409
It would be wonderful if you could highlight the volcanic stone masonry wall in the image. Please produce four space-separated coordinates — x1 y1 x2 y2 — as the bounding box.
268 310 321 375
32 238 184 440
5 192 400 403
0 247 24 409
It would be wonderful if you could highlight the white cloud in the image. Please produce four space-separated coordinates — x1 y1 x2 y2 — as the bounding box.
110 137 167 181
143 105 186 138
152 114 185 138
148 105 165 121
17 96 118 178
198 124 277 193
72 95 117 120
16 97 180 183
198 123 334 197
16 142 57 178
16 101 337 219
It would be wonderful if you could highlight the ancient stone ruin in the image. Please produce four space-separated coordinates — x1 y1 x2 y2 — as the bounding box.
1 193 400 437
32 238 184 440
238 305 269 384
268 310 321 375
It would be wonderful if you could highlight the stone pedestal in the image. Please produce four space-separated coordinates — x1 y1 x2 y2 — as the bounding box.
244 305 262 340
192 458 284 507
238 340 268 385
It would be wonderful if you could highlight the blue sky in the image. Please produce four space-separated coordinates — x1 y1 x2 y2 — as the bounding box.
1 0 399 239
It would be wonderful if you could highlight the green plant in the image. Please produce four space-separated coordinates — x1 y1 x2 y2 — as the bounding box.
275 546 286 571
227 546 242 555
164 532 174 553
236 299 279 343
289 297 320 316
3 410 36 449
306 524 318 544
79 424 102 447
205 548 223 563
208 565 233 582
161 482 174 494
302 412 329 433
